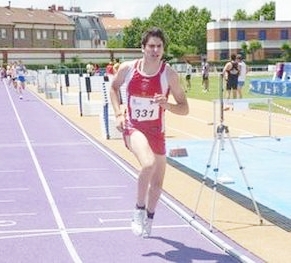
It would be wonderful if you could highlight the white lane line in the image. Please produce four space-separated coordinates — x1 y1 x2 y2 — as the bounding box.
77 210 132 215
0 200 15 203
5 83 82 263
0 224 190 240
87 196 122 200
0 170 25 173
64 185 126 190
53 168 109 172
0 212 37 217
0 188 29 192
32 142 90 147
99 218 129 223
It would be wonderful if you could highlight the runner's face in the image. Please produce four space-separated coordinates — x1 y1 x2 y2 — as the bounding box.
143 37 164 61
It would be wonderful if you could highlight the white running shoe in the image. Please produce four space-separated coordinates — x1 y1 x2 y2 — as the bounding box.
131 209 146 236
143 218 153 238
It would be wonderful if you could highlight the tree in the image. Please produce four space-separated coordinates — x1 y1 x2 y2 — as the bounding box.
123 18 148 48
233 9 249 21
251 1 275 20
233 1 275 21
281 43 291 61
241 40 262 61
122 4 211 58
179 6 211 55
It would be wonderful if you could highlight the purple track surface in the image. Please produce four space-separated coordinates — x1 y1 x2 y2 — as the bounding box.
0 81 263 262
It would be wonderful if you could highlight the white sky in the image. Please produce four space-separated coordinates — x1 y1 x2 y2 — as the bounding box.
0 0 273 19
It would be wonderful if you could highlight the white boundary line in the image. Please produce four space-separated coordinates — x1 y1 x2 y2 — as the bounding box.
27 90 258 263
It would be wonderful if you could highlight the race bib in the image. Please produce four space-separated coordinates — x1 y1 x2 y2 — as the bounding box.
130 95 159 121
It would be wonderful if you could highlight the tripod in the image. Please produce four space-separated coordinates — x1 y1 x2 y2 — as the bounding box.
193 73 263 232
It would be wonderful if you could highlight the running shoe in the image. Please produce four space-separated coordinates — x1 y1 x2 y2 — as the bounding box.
143 218 153 238
131 209 146 236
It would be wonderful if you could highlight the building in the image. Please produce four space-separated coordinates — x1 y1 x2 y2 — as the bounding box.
207 20 291 61
0 4 75 48
207 0 291 61
0 4 114 49
100 15 132 40
61 11 108 48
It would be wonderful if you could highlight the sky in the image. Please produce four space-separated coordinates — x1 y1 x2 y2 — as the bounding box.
0 0 273 19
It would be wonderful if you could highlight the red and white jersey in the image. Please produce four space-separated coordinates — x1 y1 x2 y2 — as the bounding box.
123 59 169 133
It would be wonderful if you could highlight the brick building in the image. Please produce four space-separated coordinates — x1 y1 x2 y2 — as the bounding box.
207 20 291 61
0 5 75 48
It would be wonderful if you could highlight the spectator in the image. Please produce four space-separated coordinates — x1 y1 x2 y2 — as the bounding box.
185 60 193 92
237 54 248 99
222 53 240 100
201 57 210 92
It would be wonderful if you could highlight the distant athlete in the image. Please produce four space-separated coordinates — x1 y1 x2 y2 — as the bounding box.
15 60 27 99
222 54 240 99
236 54 248 99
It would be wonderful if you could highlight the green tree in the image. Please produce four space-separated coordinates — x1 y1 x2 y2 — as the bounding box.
233 9 249 21
232 1 275 21
179 6 211 55
122 4 211 58
250 1 275 20
241 40 262 61
123 18 148 48
281 43 291 61
147 4 180 49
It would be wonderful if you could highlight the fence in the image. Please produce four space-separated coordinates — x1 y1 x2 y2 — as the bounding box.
0 48 142 66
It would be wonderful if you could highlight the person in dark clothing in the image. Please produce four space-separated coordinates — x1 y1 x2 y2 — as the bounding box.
222 53 240 99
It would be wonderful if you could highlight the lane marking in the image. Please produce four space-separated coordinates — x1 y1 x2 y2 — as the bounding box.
87 196 122 200
0 200 15 203
32 141 91 147
0 220 16 227
99 218 130 223
0 224 190 240
0 212 36 217
77 209 132 215
5 82 83 263
64 185 127 190
53 168 109 172
0 170 25 173
0 188 29 192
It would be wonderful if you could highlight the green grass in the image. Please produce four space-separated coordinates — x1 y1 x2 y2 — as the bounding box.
179 73 291 115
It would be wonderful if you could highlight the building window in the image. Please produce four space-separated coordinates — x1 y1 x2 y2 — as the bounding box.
57 31 62 40
0 28 7 39
36 30 41 39
220 51 228 60
42 30 47 39
237 30 245 41
14 29 25 39
280 29 288 40
220 29 228 41
14 30 18 39
63 31 67 40
20 30 25 39
259 30 266 40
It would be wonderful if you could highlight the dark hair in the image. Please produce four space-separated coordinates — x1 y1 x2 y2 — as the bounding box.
236 54 242 60
231 53 237 60
141 27 166 47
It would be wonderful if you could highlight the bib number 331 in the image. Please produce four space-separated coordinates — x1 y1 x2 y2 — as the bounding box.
130 96 159 121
